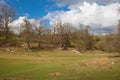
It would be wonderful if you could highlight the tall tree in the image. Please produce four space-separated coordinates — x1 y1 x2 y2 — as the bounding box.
115 19 120 52
75 25 95 52
0 4 15 42
114 8 120 52
23 18 32 49
52 21 73 50
32 19 45 47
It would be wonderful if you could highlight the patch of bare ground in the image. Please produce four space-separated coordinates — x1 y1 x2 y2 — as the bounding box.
78 57 119 68
48 72 63 77
67 67 77 72
72 50 83 55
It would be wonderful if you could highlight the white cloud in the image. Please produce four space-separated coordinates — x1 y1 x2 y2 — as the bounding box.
9 16 26 27
9 16 27 34
50 0 120 7
44 2 120 34
9 16 43 34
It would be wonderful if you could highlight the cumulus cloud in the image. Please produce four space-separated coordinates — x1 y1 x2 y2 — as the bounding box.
9 16 26 27
44 2 120 34
9 16 27 34
9 16 43 34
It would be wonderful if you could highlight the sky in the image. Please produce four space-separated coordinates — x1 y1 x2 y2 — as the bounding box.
0 0 120 34
5 0 68 18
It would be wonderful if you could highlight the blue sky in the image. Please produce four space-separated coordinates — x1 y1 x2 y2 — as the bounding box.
6 0 68 18
7 0 54 18
6 0 119 18
0 0 120 34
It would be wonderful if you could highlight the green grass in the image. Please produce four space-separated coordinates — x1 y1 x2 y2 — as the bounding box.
0 48 120 80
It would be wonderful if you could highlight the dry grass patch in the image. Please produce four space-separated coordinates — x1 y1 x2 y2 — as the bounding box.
78 57 119 68
49 72 63 77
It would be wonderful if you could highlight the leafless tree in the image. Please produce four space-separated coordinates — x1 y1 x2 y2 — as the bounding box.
113 8 120 52
32 19 45 47
115 19 120 52
0 4 15 42
75 25 95 52
23 18 32 49
52 20 73 50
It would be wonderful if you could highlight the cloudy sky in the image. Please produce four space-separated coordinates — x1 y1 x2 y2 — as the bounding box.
0 0 120 34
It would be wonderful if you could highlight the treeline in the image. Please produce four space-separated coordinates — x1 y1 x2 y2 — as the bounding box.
0 4 120 53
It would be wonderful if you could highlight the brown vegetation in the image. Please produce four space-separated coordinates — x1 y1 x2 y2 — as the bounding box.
0 5 120 53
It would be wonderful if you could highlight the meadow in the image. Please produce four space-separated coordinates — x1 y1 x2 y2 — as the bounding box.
0 48 120 80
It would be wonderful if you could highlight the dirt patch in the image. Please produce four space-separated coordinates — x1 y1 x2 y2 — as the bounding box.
68 68 77 72
49 72 63 77
78 61 87 67
78 58 119 68
89 58 110 67
72 50 82 54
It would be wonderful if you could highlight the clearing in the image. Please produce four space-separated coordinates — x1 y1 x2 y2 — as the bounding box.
0 48 120 80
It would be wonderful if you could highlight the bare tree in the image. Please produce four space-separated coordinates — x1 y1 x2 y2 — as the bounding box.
115 19 120 52
0 21 4 36
0 4 15 42
23 18 32 49
75 25 95 52
32 19 45 47
52 21 60 45
52 20 73 50
113 8 120 53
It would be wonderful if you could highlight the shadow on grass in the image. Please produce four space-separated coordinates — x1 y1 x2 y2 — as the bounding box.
109 55 120 58
28 45 57 52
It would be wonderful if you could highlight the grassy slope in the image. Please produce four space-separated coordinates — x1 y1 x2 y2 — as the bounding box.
0 48 120 80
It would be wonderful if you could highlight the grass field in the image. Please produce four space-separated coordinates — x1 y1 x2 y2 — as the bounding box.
0 48 120 80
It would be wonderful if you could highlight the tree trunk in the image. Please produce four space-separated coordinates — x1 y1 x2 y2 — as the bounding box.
4 20 9 42
38 32 41 48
